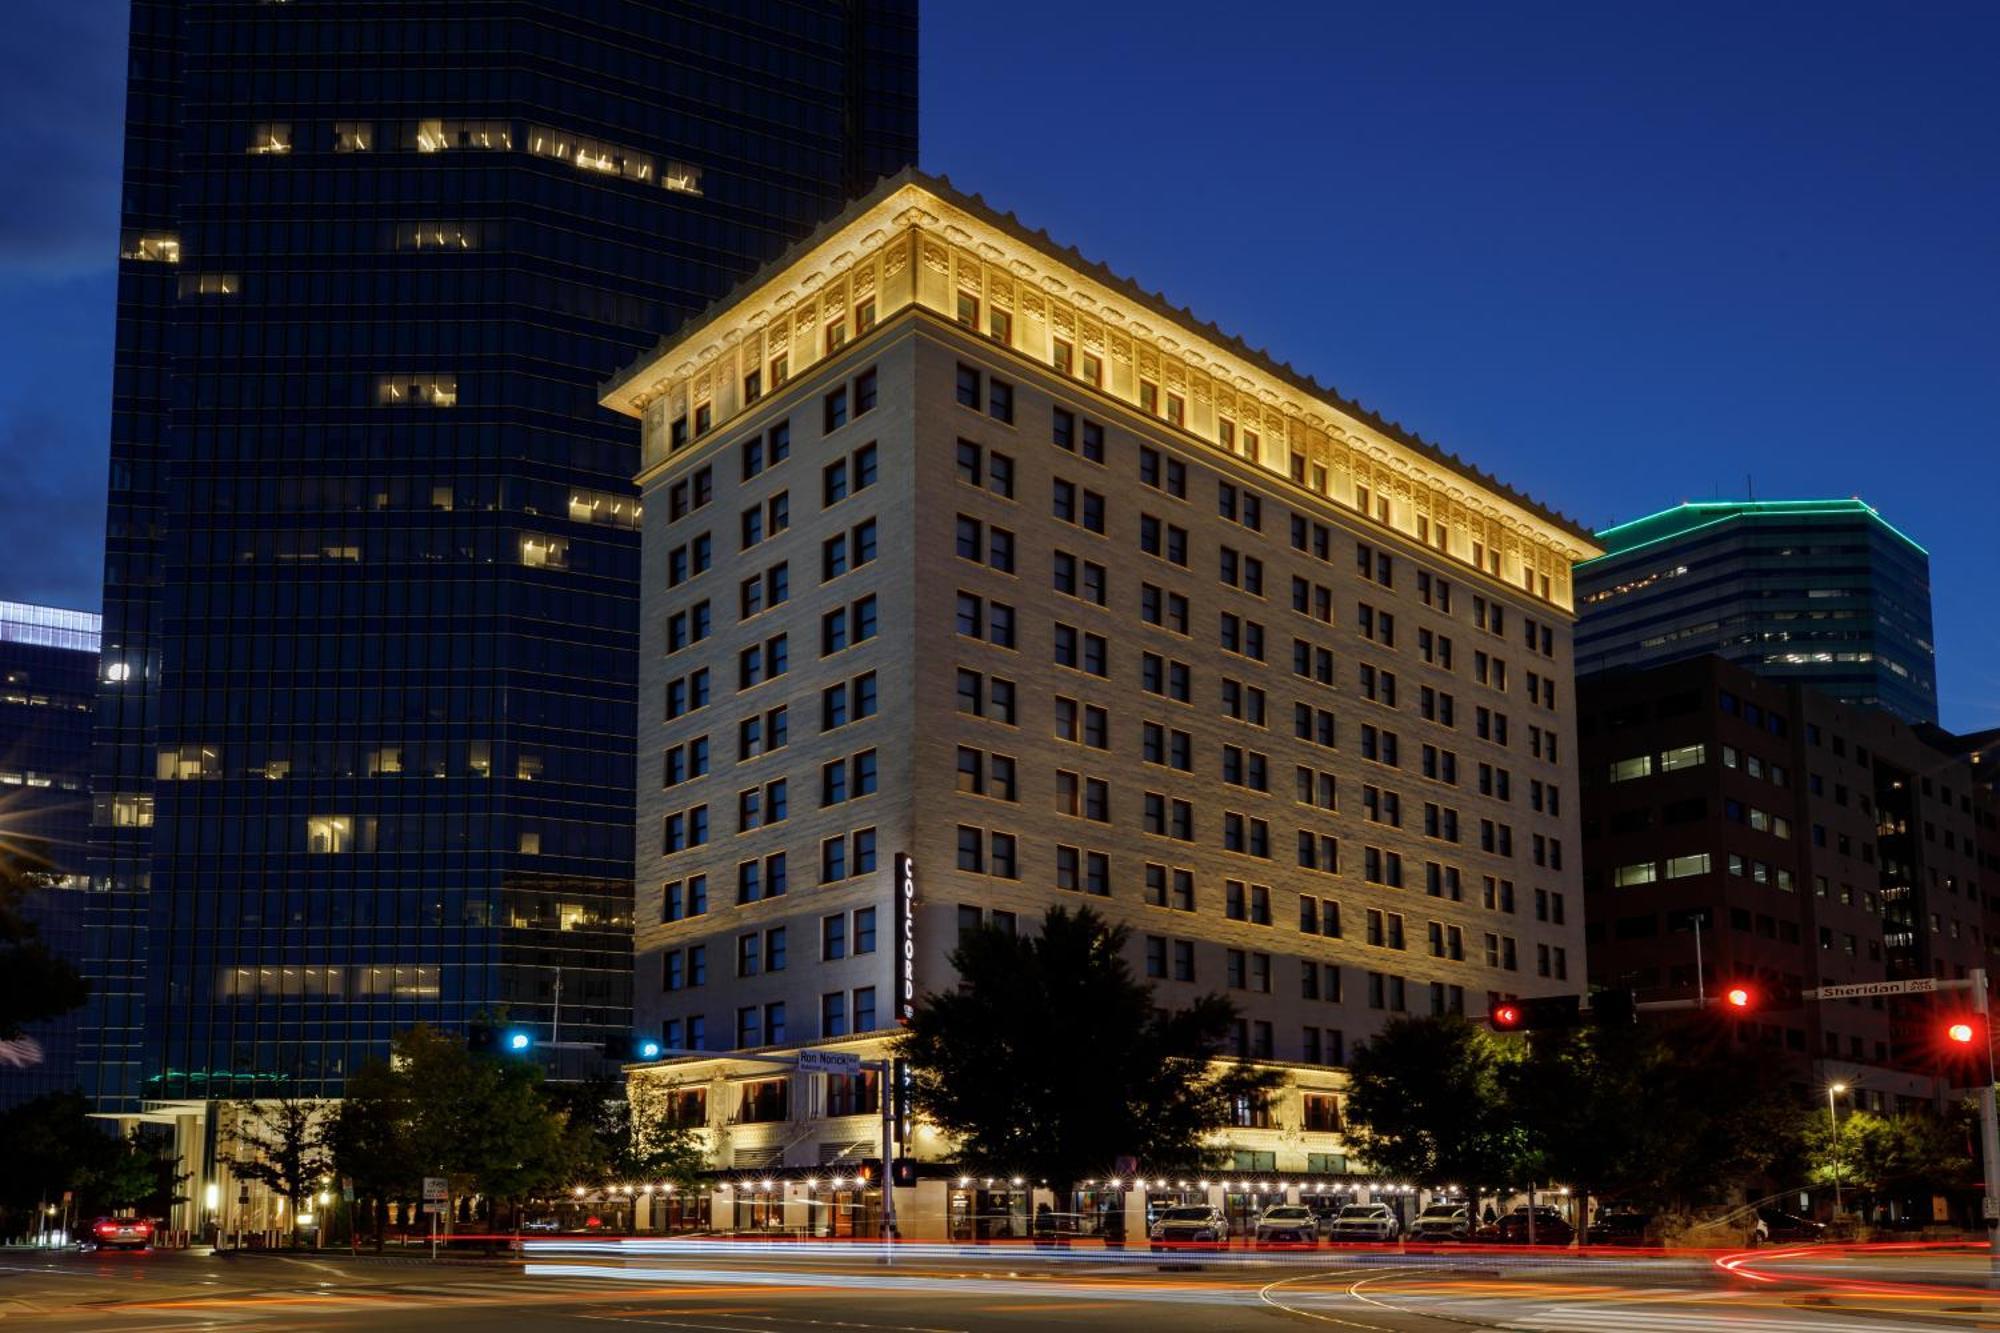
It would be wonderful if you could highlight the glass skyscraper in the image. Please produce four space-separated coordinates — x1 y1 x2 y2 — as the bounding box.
88 0 917 1108
1574 499 1937 726
0 602 100 1110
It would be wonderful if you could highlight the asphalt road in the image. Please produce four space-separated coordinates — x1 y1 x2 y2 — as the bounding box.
7 1240 2000 1331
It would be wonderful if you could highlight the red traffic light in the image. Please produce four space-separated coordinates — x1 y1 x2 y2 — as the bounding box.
1490 1003 1522 1030
1948 1021 1977 1045
1724 986 1754 1010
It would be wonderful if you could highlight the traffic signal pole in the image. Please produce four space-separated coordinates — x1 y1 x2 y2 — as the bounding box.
1497 971 2000 1275
1973 969 2000 1277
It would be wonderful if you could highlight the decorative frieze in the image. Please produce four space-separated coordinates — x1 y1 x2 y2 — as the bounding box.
605 175 1598 605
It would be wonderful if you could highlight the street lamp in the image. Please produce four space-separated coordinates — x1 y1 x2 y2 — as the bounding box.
1827 1083 1849 1216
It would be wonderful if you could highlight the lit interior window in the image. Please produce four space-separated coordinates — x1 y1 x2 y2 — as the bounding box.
520 535 570 569
95 793 155 827
156 744 221 780
307 815 354 854
177 273 239 297
120 232 181 263
395 222 478 251
247 123 292 154
376 374 458 406
567 487 638 528
407 118 512 152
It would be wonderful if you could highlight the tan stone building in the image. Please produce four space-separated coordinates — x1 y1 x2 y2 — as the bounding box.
601 170 1601 1239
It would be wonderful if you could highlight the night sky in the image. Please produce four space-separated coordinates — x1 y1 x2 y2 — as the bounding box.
1 2 1993 727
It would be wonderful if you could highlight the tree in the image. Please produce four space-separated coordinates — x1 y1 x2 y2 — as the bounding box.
553 1076 709 1188
1507 1014 1802 1221
1343 1015 1528 1192
226 1096 334 1246
329 1024 575 1241
1806 1105 1973 1220
895 905 1278 1213
96 1129 190 1219
329 1057 420 1249
0 1092 121 1230
0 846 88 1054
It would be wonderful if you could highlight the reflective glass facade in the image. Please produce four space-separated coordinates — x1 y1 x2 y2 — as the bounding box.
87 0 917 1106
0 603 100 1109
1575 500 1937 726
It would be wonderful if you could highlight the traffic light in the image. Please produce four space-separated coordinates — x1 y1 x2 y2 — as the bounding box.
1488 994 1580 1032
1590 988 1637 1027
855 1158 883 1185
602 1034 666 1061
891 1157 918 1188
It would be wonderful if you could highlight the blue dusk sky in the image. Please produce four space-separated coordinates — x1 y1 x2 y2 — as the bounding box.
0 2 1994 726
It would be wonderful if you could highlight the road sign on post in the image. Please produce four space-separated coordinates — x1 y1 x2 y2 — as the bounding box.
1805 978 1939 1001
796 1050 861 1076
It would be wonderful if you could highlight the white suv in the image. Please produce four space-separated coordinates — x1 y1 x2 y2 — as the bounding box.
1149 1204 1228 1250
1326 1202 1400 1242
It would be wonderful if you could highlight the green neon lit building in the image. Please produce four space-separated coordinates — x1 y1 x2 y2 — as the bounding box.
1574 500 1937 724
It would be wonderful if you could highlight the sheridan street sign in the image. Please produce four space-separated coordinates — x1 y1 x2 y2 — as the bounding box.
1805 978 1939 1001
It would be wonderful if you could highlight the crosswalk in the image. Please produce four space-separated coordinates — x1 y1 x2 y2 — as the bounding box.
1502 1304 1964 1332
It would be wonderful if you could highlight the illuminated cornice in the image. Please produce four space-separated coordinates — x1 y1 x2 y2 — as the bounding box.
1584 498 1929 564
605 169 1603 607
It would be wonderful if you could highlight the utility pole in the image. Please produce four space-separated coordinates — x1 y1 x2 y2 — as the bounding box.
1826 1083 1847 1216
1692 913 1706 1008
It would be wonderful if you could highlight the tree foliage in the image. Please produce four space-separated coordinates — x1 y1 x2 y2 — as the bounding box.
0 1092 188 1230
226 1096 334 1244
1510 1015 1801 1211
895 905 1278 1201
1805 1103 1974 1216
1343 1012 1808 1215
554 1076 708 1187
1343 1015 1527 1188
328 1024 576 1238
0 845 88 1042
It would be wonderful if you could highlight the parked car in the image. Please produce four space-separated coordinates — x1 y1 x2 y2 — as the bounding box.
81 1217 153 1251
1493 1205 1574 1245
1590 1203 1655 1244
1253 1205 1318 1245
1149 1205 1228 1250
1326 1203 1400 1242
1754 1210 1827 1244
1409 1203 1473 1242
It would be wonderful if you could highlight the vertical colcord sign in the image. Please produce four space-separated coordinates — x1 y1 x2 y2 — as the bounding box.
893 853 917 1150
894 853 917 1024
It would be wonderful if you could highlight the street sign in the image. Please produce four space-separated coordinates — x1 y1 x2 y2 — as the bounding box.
1807 979 1938 1001
796 1050 861 1075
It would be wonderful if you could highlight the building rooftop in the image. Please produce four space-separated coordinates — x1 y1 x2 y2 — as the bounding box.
1586 499 1929 563
606 168 1601 561
0 601 101 654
